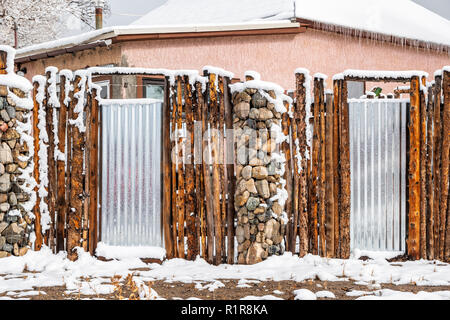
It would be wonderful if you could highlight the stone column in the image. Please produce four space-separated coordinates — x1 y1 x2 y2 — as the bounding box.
233 82 288 264
0 47 35 258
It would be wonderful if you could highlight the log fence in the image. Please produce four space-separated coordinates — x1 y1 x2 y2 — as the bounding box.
26 61 450 263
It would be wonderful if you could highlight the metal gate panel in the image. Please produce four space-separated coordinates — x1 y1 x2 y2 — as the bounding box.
100 100 163 247
349 99 407 252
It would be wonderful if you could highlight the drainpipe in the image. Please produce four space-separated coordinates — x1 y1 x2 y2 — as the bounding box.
95 0 104 29
13 21 18 49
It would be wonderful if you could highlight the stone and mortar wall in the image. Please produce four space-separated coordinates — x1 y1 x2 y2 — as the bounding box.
233 85 287 265
0 49 35 258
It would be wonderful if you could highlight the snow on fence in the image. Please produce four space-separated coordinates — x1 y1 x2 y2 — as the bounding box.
2 45 449 263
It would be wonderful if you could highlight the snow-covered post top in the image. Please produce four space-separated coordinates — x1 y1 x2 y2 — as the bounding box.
0 45 36 258
230 76 288 265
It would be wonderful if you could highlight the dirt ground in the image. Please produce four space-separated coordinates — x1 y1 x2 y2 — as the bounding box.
2 278 450 300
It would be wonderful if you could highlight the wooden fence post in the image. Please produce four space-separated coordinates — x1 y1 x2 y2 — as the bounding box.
333 79 341 258
162 77 174 259
407 76 421 260
224 76 236 264
281 103 292 252
442 69 450 261
184 76 197 260
325 92 335 257
316 78 326 257
55 72 71 253
67 73 86 261
295 72 309 257
339 80 350 259
426 85 435 260
419 78 427 259
32 81 43 251
433 75 442 259
88 87 100 255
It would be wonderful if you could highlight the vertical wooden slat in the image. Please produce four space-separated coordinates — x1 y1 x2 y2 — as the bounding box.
224 76 236 264
56 75 69 253
32 82 43 251
88 88 100 255
170 84 179 258
310 81 320 255
201 78 214 264
426 85 435 260
44 71 57 250
82 92 91 252
333 80 341 258
162 77 174 259
442 70 450 261
407 76 421 260
175 77 186 259
208 73 223 265
339 80 351 259
184 76 197 260
295 73 309 257
281 105 292 252
325 92 335 257
197 82 212 261
218 76 227 263
433 75 442 258
67 75 84 261
419 78 427 259
317 78 326 256
290 97 300 254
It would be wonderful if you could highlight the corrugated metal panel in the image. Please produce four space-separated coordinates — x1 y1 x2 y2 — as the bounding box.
100 101 163 246
349 99 407 252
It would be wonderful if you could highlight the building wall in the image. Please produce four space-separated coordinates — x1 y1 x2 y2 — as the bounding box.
19 45 122 82
121 28 450 92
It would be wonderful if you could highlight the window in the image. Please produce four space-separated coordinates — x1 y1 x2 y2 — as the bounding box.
95 80 110 99
347 81 365 99
143 78 164 100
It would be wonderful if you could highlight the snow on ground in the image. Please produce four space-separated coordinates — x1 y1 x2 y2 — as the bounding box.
0 247 449 300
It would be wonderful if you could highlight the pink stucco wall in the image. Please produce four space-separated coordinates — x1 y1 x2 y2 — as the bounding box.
122 28 450 92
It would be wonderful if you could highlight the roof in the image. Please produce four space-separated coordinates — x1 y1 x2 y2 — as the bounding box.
15 21 301 62
133 0 450 49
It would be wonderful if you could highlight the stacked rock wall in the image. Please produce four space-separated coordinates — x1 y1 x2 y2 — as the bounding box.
232 80 289 264
0 47 35 258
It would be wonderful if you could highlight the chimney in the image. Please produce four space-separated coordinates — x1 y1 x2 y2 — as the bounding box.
95 0 104 29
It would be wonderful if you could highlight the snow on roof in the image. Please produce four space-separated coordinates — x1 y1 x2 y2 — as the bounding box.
15 21 298 59
132 0 450 48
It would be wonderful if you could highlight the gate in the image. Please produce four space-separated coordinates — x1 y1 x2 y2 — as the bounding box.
349 98 408 252
100 99 163 247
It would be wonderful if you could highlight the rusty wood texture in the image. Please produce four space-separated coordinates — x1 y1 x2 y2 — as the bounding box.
162 78 174 258
339 80 350 259
0 50 7 74
433 75 442 259
184 76 198 260
32 82 43 251
201 78 215 264
218 76 228 263
82 92 91 252
290 94 300 254
67 75 85 261
42 74 54 248
333 80 341 258
426 85 435 260
442 70 450 261
295 73 309 257
317 78 326 257
88 88 100 255
281 105 292 252
55 75 69 252
310 80 320 255
224 76 236 264
419 81 427 259
208 72 223 265
325 92 335 257
175 77 186 259
170 84 179 258
407 76 421 260
195 81 207 259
